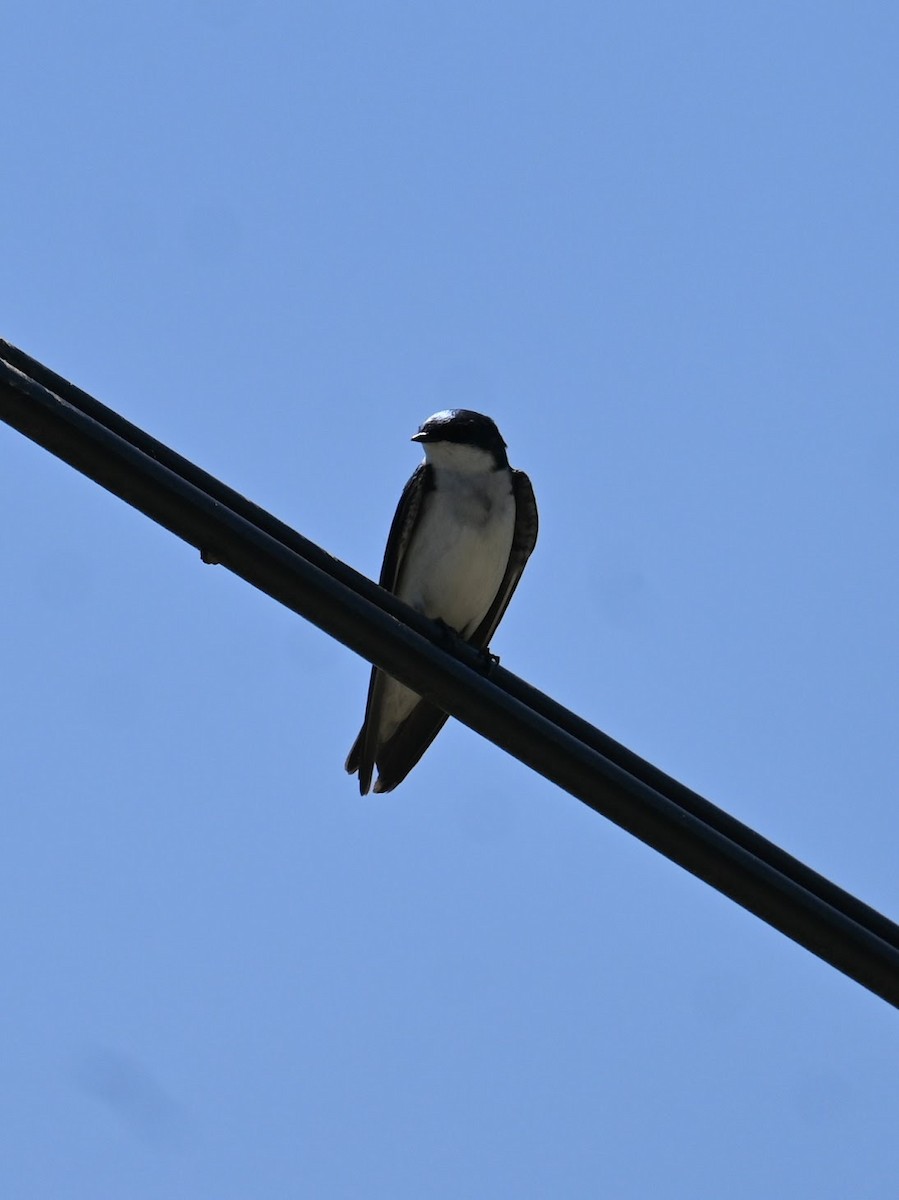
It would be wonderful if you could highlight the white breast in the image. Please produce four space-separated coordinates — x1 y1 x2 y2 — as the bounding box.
374 448 516 744
397 460 516 639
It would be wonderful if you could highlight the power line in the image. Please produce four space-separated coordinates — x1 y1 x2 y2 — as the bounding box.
2 340 898 1008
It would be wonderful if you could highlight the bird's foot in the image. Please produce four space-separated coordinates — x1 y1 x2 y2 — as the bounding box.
431 621 499 675
432 618 459 650
477 648 501 676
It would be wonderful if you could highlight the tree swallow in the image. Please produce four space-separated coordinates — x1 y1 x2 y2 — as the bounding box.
346 409 538 794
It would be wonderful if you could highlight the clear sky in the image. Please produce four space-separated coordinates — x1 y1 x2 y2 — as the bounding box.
2 2 898 1197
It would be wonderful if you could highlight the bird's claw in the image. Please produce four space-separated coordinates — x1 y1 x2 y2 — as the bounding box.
478 648 501 676
431 621 498 675
432 618 457 649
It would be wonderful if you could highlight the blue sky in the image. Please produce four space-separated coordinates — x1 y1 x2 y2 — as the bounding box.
3 2 899 1196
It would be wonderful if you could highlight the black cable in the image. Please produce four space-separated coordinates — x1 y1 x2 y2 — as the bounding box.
5 339 898 961
4 339 896 958
2 344 898 1007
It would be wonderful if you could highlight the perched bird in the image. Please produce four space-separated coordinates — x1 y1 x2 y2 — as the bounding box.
346 409 538 794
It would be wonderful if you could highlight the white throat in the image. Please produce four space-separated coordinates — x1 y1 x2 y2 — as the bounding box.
420 441 499 475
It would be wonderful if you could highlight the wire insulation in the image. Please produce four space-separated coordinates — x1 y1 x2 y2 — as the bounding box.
2 342 898 1007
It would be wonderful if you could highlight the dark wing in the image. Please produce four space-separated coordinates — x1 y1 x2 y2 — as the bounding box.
367 701 450 793
467 469 539 651
345 465 434 794
378 463 432 591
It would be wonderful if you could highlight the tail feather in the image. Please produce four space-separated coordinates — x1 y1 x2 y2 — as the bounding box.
370 702 449 793
344 728 374 795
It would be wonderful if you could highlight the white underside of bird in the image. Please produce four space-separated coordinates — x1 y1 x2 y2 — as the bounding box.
375 441 516 744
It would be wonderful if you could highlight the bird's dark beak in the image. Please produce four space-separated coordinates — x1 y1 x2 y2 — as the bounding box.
410 431 428 443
